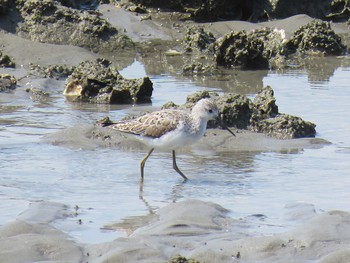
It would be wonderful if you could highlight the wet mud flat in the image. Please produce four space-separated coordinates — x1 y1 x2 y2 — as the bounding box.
1 1 350 262
2 199 350 263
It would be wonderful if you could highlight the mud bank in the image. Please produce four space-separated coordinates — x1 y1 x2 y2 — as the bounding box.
1 200 350 263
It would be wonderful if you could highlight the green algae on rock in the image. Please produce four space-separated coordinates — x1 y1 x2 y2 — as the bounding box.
0 51 15 68
249 114 317 139
15 0 134 52
181 87 316 139
249 86 316 139
252 85 279 119
286 19 346 55
26 87 50 103
167 254 201 263
63 58 153 104
0 74 17 92
182 26 216 52
215 93 253 129
29 64 76 79
214 30 269 70
214 28 289 70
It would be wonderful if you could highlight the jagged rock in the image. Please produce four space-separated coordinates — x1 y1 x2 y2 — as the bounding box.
0 74 17 92
15 0 134 52
214 27 290 70
29 64 75 79
180 88 316 139
185 90 213 104
161 101 179 110
182 26 216 52
26 87 50 102
286 19 346 55
63 58 153 104
182 62 218 76
215 94 253 129
214 31 269 69
249 114 317 139
126 0 259 22
0 51 15 68
184 91 252 129
252 85 278 119
249 86 316 139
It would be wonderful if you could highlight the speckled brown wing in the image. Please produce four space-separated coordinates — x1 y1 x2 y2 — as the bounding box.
110 110 188 138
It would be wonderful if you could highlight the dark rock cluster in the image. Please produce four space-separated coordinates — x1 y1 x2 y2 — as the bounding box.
249 86 316 139
286 20 346 55
183 20 346 71
63 58 153 104
164 87 316 139
0 74 17 92
6 0 134 52
123 0 350 22
214 30 269 70
29 64 76 79
0 50 15 68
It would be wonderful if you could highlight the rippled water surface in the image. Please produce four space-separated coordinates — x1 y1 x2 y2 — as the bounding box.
1 58 350 243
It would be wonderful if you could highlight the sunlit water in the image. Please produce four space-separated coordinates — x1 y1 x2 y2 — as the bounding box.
1 59 350 243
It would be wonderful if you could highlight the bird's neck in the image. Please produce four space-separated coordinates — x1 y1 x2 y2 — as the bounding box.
191 115 208 135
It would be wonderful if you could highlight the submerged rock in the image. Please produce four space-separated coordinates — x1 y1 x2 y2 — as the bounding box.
287 19 346 55
167 255 200 263
26 87 50 103
15 0 133 52
0 51 15 68
63 58 153 104
0 74 17 92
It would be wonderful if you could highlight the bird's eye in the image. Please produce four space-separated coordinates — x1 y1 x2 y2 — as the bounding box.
208 109 213 113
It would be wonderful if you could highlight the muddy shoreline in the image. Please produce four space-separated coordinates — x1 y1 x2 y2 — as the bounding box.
1 1 350 262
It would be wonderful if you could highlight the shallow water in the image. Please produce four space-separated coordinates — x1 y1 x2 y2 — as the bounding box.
1 57 350 243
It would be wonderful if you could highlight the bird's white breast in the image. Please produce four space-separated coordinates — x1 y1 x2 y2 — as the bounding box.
139 120 207 150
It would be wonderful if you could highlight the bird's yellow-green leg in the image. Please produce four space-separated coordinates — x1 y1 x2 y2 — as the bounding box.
172 150 188 181
140 148 154 182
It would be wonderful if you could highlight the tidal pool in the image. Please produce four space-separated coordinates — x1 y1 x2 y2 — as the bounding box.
1 57 350 243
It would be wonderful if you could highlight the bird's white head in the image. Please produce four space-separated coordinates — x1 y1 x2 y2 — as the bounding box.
191 98 219 121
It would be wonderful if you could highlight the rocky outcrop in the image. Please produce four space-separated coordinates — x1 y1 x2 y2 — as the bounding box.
214 30 268 70
249 86 316 139
183 20 345 71
15 0 133 52
63 58 153 104
286 19 346 55
0 74 17 92
167 87 316 139
29 64 75 79
0 50 15 68
124 0 350 22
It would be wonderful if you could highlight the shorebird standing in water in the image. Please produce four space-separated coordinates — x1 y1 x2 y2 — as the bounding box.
109 98 235 185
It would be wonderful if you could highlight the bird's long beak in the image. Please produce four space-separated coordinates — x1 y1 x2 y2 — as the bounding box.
216 117 236 137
